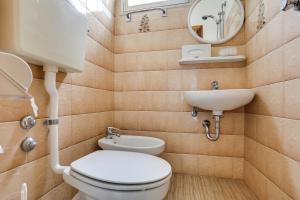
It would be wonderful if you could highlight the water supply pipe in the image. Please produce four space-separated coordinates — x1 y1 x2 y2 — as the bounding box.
43 66 68 174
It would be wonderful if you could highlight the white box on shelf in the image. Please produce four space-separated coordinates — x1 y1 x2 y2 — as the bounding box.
182 44 211 60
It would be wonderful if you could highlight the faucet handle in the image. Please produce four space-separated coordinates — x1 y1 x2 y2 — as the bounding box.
211 81 219 90
106 127 119 134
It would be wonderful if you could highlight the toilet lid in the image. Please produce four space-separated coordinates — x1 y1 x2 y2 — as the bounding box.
70 150 172 185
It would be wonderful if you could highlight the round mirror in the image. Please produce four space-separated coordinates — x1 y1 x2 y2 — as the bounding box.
188 0 244 44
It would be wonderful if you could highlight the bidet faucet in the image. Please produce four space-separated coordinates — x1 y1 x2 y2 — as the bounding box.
211 81 219 90
106 127 121 139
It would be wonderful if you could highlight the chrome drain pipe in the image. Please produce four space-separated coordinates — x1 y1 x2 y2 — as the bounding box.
202 115 222 141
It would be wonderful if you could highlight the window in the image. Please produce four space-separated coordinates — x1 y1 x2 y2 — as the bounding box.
121 0 190 13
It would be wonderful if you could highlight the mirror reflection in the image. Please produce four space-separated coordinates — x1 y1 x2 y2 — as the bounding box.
189 0 244 44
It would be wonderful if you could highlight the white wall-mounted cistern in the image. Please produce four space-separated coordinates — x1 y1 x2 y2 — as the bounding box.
0 0 87 174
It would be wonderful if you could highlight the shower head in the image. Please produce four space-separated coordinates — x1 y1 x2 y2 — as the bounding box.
202 15 219 24
202 15 215 20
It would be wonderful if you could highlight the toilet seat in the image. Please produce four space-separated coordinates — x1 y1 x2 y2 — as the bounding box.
69 169 172 191
70 150 172 185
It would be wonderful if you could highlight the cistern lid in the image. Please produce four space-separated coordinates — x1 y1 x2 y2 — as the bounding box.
70 150 172 185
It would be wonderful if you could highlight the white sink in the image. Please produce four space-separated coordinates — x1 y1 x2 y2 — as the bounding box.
184 89 255 115
98 135 165 156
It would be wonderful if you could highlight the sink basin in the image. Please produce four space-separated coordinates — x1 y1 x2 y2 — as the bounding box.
184 89 255 115
98 135 165 156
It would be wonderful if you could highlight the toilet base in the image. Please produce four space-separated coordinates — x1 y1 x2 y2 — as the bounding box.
71 185 170 200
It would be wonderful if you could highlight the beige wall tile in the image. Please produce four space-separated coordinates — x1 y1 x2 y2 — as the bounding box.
115 49 245 73
59 116 73 149
0 121 28 173
114 111 244 135
95 90 114 112
85 36 114 71
114 91 190 112
0 99 32 123
245 0 260 18
71 85 96 114
245 137 300 199
245 159 292 200
246 46 284 88
266 178 293 200
284 79 300 120
71 61 97 88
265 13 284 53
283 9 300 44
245 6 259 41
0 156 62 200
39 182 77 200
123 130 244 157
244 160 268 200
161 153 243 179
86 0 115 33
246 82 284 117
87 13 114 51
114 29 197 53
250 115 300 164
233 159 244 179
246 13 284 64
71 113 97 144
244 114 257 139
95 64 114 91
115 68 246 91
284 36 300 81
280 118 300 162
264 0 281 22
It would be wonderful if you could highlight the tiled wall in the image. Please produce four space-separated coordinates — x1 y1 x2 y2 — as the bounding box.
4 0 300 199
114 0 246 179
0 0 115 199
244 0 300 199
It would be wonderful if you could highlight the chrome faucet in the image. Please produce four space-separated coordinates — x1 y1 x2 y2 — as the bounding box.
106 127 121 139
211 81 219 90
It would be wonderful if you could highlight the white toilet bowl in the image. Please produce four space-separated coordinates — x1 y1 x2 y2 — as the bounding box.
63 150 172 200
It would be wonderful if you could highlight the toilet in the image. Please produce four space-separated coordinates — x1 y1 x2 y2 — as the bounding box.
63 150 172 200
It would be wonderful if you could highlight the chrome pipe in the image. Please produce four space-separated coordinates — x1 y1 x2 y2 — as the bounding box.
202 115 222 141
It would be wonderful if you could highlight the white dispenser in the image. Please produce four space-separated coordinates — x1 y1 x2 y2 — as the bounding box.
0 0 87 72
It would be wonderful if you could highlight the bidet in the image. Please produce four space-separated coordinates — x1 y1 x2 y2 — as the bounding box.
99 134 165 155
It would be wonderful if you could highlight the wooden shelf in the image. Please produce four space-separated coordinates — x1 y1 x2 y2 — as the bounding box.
179 55 246 65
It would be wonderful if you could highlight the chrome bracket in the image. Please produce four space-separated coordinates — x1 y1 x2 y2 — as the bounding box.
43 119 59 126
191 107 199 117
